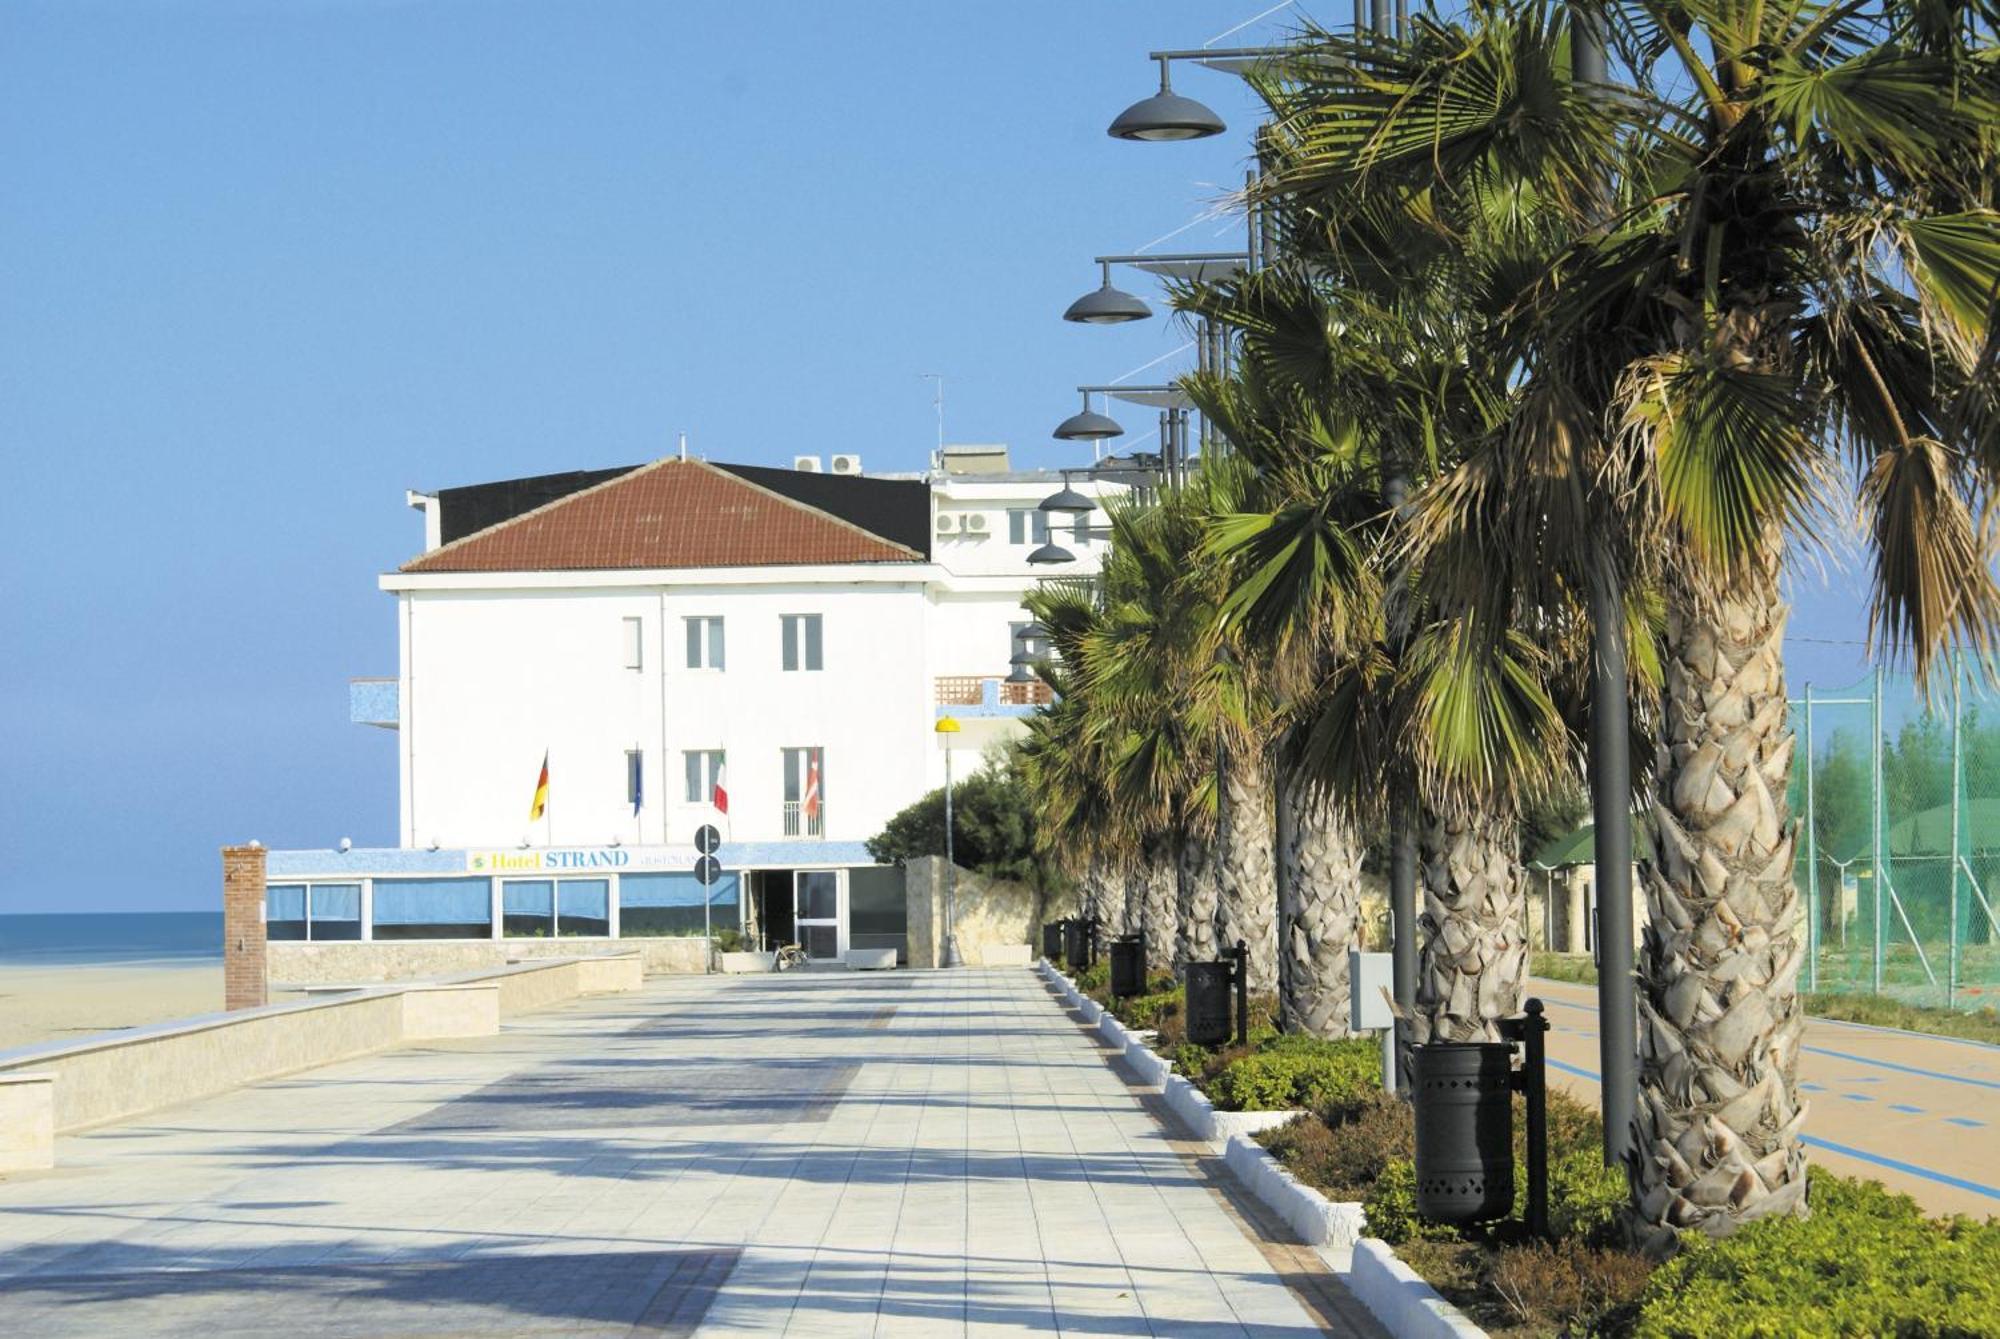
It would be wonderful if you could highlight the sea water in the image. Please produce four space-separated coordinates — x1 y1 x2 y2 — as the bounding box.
0 912 223 966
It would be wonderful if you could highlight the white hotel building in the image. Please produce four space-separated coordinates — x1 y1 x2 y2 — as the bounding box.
269 447 1126 964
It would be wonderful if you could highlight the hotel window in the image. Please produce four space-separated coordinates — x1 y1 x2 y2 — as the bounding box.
782 746 825 837
621 616 644 670
266 884 360 942
626 750 643 811
1071 511 1093 545
781 614 823 671
684 749 725 804
501 879 608 938
372 878 493 940
621 870 742 937
684 616 725 670
1007 508 1050 546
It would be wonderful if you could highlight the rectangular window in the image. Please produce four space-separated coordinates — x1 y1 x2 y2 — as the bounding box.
684 616 724 669
1072 511 1092 545
503 880 555 938
372 878 493 940
781 614 823 671
626 750 643 810
267 884 307 941
1007 508 1050 546
308 884 362 941
782 746 825 837
683 749 725 804
557 880 610 937
621 616 644 670
620 870 741 937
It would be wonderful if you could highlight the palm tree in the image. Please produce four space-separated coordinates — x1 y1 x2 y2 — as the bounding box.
1251 1 2000 1246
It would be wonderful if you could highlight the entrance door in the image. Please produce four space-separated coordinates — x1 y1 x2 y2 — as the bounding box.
794 871 843 961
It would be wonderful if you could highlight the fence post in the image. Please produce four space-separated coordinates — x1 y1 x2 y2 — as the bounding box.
1873 664 1886 995
1803 684 1818 995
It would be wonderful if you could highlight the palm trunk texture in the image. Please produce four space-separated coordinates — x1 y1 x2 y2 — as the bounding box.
1630 553 1807 1252
1216 751 1280 996
1279 775 1366 1036
1175 832 1219 973
1413 808 1527 1044
1142 837 1178 974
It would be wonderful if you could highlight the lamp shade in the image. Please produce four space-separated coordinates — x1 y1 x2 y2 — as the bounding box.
1027 542 1076 566
1108 86 1226 142
1009 646 1035 666
1063 281 1152 324
1053 408 1124 441
1006 662 1037 684
1037 485 1095 515
1018 621 1051 641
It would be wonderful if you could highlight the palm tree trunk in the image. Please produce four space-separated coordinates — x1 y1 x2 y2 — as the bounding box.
1175 830 1219 972
1413 807 1527 1044
1216 749 1280 995
1279 774 1367 1036
1629 551 1807 1252
1142 835 1177 974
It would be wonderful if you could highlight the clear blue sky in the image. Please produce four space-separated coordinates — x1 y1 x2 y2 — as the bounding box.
2 1 1880 913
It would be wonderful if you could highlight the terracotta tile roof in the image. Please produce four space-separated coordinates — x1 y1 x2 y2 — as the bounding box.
401 458 924 574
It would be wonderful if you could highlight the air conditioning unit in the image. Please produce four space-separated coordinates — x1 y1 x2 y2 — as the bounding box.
963 513 990 535
830 454 862 475
935 513 959 535
793 454 823 473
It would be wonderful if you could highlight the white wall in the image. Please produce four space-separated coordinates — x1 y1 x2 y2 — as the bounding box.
402 578 931 849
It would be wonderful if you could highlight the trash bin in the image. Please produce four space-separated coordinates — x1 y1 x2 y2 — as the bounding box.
1184 960 1234 1046
1063 917 1094 972
1413 1041 1516 1224
1042 921 1067 964
1108 935 1145 999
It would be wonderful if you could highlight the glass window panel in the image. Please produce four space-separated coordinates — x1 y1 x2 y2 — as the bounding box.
685 617 701 668
708 618 725 670
1008 509 1026 544
374 878 493 939
619 872 738 937
848 868 905 936
503 880 554 938
804 924 839 959
557 879 610 937
799 871 838 921
267 884 307 941
782 615 798 671
805 615 822 670
783 749 801 802
627 751 643 808
622 616 643 669
308 884 362 941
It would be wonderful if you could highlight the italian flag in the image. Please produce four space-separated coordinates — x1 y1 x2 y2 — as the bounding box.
711 763 729 816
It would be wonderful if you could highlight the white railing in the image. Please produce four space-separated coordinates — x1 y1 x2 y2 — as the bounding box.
782 802 824 838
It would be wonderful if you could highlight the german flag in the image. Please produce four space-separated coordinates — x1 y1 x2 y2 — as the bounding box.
528 751 550 821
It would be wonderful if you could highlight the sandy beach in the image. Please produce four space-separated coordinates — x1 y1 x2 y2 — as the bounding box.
0 961 228 1052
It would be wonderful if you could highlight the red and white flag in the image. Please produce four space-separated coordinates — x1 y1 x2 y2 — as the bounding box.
802 754 821 822
711 763 729 816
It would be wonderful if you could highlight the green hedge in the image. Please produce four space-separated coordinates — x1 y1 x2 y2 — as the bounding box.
1628 1174 2000 1337
1206 1034 1382 1111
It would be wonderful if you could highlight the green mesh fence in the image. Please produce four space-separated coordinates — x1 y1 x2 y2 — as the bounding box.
1790 661 2000 1012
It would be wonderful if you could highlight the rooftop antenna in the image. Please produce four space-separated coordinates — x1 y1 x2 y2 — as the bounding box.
678 431 688 462
919 372 944 469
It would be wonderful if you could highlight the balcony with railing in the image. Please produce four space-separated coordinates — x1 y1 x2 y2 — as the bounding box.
934 675 1053 718
782 802 825 838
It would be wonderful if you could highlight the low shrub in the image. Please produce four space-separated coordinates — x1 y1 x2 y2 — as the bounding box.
1259 1094 1413 1201
1071 960 1109 996
711 928 748 952
1206 1034 1381 1111
1530 952 1598 985
1487 1237 1654 1333
1362 1158 1460 1246
1628 1173 2000 1338
1115 983 1183 1032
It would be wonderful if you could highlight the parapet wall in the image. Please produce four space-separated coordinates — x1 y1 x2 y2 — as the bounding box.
0 951 644 1171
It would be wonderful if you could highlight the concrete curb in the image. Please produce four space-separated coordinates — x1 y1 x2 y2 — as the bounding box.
1346 1240 1487 1339
1036 958 1483 1338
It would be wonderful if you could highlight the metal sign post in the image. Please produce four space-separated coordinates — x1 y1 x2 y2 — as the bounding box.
694 824 722 974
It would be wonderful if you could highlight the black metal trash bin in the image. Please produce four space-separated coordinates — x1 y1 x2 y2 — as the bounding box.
1063 917 1094 972
1413 1041 1516 1224
1042 921 1067 964
1184 961 1234 1046
1108 935 1145 999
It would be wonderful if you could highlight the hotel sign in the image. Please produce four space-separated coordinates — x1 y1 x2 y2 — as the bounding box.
466 846 701 874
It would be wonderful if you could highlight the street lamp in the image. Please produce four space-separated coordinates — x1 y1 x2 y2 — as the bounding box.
1064 261 1153 324
1109 55 1229 140
1053 392 1125 442
936 715 964 968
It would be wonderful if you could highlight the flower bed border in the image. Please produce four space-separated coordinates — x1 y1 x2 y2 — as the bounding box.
1037 958 1483 1339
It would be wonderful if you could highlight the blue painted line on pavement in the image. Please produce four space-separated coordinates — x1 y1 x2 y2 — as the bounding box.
1946 1117 1986 1129
1541 1056 2000 1202
1800 1082 1827 1092
1891 1104 1925 1114
1840 1093 1875 1102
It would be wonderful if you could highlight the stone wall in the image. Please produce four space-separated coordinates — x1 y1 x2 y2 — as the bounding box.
904 857 1075 969
269 935 707 985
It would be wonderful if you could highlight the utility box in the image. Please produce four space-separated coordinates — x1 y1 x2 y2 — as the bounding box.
1349 950 1394 1029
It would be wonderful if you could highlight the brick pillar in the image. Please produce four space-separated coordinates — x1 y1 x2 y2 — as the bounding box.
222 843 268 1011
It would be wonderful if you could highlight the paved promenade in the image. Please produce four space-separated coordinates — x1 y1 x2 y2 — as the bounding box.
1532 976 2000 1217
0 967 1374 1336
